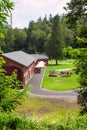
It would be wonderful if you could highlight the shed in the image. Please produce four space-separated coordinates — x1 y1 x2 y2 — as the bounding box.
1 51 48 87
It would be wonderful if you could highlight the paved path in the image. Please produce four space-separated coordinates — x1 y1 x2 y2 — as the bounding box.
29 68 77 102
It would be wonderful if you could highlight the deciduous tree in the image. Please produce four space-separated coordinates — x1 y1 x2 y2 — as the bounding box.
65 0 87 114
0 0 14 38
64 0 87 25
0 0 28 113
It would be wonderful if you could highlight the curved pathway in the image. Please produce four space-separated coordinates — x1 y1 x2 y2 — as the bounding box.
29 68 77 102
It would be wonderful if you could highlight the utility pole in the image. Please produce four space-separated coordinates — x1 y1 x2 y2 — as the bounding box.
10 12 12 28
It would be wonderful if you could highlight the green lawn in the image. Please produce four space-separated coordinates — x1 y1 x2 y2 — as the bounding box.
42 59 79 91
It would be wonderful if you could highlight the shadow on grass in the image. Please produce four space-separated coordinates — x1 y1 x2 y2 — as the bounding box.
48 64 62 66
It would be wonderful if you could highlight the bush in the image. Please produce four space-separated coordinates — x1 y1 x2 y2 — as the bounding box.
0 113 87 130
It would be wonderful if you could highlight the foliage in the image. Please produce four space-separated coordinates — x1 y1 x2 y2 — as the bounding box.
47 15 65 65
0 0 14 38
75 48 87 114
4 28 15 52
62 25 74 47
63 46 80 59
76 25 87 47
13 28 27 51
26 17 52 53
65 0 87 115
0 14 74 56
0 57 28 112
0 113 87 130
63 46 73 58
64 0 87 48
64 0 87 25
0 47 3 54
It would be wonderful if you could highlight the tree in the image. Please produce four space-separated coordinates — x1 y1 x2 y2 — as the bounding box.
76 25 87 48
75 23 87 115
65 0 87 114
0 47 3 54
0 57 28 112
64 0 87 25
64 0 87 47
26 17 51 53
60 15 74 47
13 28 27 51
0 0 28 113
63 46 73 58
4 28 15 52
0 0 14 38
75 49 87 114
47 14 65 65
26 21 37 53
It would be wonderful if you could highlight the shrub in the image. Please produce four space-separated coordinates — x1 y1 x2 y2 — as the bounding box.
0 113 87 130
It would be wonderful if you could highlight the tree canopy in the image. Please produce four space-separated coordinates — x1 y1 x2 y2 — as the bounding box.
0 0 14 38
47 15 65 65
65 0 87 114
64 0 87 25
0 0 29 115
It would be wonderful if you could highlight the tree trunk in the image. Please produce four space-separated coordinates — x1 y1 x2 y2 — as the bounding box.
56 59 58 65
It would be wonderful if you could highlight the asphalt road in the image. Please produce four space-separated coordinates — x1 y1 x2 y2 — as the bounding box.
29 68 77 102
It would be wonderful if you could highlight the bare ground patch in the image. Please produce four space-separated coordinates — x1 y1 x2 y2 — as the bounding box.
14 97 79 118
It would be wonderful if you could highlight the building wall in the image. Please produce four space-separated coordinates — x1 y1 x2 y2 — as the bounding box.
3 57 25 71
2 57 35 87
23 62 35 86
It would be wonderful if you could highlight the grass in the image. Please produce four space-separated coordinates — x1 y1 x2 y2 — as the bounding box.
14 97 79 120
49 59 74 66
42 59 79 91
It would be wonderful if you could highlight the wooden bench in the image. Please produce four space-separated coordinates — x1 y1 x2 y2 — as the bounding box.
60 71 72 77
48 70 57 77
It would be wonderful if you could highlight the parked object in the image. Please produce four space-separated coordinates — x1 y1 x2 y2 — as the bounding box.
34 61 46 73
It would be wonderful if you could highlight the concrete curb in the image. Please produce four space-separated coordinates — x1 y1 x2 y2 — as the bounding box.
30 93 77 103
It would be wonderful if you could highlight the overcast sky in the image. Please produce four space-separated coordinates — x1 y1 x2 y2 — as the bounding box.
10 0 70 28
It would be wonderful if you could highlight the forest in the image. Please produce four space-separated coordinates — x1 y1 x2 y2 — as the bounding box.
0 13 85 58
0 12 87 64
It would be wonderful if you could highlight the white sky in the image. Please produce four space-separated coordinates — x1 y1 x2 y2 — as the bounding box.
10 0 70 28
